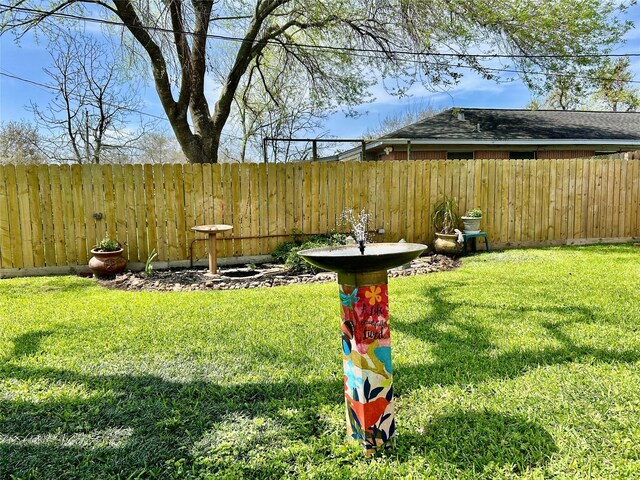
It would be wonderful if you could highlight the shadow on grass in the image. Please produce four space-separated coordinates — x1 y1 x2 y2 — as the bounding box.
0 276 97 296
1 329 343 478
393 283 640 392
0 359 344 479
10 330 54 358
0 328 559 479
4 276 638 478
1 360 559 478
397 411 556 474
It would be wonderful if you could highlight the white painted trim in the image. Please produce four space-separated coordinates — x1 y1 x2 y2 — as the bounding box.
375 139 640 146
337 139 640 160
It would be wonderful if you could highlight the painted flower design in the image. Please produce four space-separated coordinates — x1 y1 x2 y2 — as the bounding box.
344 359 363 392
365 285 382 306
340 288 358 308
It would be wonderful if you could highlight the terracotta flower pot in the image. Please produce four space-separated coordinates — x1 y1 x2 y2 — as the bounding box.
89 248 127 277
434 232 462 255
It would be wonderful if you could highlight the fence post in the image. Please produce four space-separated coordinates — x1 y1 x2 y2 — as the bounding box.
262 138 268 163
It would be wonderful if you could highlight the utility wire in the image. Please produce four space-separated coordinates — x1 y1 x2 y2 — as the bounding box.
3 3 640 88
4 3 640 89
0 70 169 121
2 3 640 61
0 70 247 142
3 4 640 129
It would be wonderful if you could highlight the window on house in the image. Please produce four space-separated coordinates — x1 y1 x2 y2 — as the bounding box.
447 151 474 160
509 151 536 160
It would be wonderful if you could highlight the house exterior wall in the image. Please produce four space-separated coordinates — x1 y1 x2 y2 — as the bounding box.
366 146 601 161
378 150 446 161
536 150 596 159
474 150 509 159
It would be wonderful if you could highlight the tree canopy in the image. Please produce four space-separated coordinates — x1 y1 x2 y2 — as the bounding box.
0 121 45 164
528 58 640 111
1 0 635 163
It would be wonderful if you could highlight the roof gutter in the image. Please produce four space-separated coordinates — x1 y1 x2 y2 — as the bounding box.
375 138 640 146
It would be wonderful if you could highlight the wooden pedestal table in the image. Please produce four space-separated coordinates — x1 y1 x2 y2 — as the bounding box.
191 224 233 274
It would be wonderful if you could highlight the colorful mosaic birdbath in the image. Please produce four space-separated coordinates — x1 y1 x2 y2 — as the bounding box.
298 243 427 454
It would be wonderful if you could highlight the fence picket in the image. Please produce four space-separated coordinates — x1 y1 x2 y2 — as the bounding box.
103 165 117 240
37 165 56 267
0 156 639 273
59 166 77 264
79 165 95 260
24 166 44 267
0 166 12 268
48 165 66 265
143 165 158 259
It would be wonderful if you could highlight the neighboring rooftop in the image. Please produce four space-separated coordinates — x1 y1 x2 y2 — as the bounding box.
382 108 640 141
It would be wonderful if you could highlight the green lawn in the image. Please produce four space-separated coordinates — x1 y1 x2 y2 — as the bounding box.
1 245 639 479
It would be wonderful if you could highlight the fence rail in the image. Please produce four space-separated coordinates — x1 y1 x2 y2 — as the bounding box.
1 156 639 273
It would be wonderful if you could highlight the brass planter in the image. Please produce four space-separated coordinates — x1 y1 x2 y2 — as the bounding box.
434 232 462 255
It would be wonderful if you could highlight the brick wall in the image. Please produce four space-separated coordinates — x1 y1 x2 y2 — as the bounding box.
536 150 596 159
379 150 446 160
474 151 509 159
374 148 599 161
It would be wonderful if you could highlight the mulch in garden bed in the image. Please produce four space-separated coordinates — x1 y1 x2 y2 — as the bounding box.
97 253 460 292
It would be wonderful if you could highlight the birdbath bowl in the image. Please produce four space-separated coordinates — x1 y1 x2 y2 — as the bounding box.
297 243 427 274
297 242 427 454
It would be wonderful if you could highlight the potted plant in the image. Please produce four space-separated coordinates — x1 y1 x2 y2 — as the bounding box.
461 207 483 233
431 197 462 254
89 237 127 278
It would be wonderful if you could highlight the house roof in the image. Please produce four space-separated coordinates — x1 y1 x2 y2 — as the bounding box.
382 108 640 141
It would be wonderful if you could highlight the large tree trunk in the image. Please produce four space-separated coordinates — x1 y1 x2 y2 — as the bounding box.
170 126 218 163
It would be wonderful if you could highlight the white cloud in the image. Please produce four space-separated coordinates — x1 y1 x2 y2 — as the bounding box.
362 71 512 113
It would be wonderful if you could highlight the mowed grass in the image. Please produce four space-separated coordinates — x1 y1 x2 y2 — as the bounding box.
1 244 639 479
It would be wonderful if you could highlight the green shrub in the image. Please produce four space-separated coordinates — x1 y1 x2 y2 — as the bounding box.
466 207 483 218
273 233 348 274
272 241 298 263
285 241 326 274
94 237 121 252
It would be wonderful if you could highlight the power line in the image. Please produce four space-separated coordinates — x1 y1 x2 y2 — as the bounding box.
2 3 640 61
4 3 640 88
0 70 169 121
0 70 247 142
3 2 640 89
441 63 640 85
3 3 639 128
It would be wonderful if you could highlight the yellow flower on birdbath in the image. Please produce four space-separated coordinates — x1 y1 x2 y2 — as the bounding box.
365 285 382 305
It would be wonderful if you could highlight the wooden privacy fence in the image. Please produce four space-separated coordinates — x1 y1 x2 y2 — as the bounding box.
0 157 639 273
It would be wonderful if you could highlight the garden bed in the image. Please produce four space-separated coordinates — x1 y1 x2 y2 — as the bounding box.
98 253 461 291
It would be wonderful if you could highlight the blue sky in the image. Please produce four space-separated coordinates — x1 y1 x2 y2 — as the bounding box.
1 5 639 141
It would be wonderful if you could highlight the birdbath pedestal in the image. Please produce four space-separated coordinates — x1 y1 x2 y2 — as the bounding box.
298 242 427 454
191 224 233 274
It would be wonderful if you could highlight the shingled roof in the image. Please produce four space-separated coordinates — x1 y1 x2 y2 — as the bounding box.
381 108 640 141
